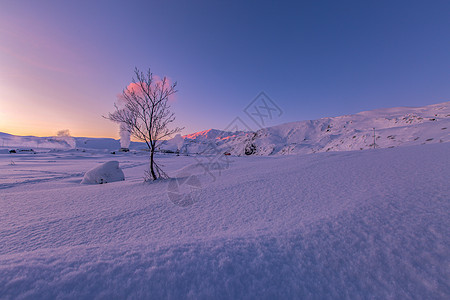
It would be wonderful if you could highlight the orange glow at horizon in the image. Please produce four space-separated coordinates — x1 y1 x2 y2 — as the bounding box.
0 12 185 141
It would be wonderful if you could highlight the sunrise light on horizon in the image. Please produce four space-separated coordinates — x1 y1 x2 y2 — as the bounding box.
1 1 449 139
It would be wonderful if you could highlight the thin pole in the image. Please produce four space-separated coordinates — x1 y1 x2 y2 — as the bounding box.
373 128 376 149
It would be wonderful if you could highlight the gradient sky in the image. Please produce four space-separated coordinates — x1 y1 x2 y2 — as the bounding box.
1 0 449 138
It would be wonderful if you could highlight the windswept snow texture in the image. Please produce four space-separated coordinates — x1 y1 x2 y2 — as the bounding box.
0 143 449 298
160 101 450 155
80 161 125 184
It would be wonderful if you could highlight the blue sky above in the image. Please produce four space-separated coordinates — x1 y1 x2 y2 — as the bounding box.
0 0 449 137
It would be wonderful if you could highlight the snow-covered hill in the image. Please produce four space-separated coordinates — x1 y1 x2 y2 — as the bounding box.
161 101 450 155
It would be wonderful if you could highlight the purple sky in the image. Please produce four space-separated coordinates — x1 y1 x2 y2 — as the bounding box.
1 0 449 138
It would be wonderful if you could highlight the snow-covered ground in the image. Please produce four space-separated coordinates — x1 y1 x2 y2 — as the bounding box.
0 142 448 298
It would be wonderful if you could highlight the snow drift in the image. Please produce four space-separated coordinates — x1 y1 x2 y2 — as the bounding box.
80 161 125 184
0 143 448 298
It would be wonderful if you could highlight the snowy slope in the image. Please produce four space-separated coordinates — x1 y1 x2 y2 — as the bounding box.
160 101 450 155
0 143 449 298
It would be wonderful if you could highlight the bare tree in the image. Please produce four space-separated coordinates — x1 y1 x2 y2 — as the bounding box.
106 67 183 180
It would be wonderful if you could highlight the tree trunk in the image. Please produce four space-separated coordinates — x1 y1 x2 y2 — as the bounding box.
149 146 157 180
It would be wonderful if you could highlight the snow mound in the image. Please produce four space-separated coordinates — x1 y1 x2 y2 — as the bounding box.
80 161 125 184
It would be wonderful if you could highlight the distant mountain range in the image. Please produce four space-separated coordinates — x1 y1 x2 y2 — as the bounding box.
160 101 450 155
0 132 146 151
1 101 449 155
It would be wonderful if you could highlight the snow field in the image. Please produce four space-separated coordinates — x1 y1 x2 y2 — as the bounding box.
0 143 448 298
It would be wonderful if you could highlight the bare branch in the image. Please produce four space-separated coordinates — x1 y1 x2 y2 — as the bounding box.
106 67 184 180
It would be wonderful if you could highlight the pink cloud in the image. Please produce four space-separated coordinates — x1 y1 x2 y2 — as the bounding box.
116 75 177 106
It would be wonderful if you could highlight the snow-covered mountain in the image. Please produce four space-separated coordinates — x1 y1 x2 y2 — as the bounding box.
0 132 146 151
2 102 449 154
0 132 77 150
160 101 450 155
